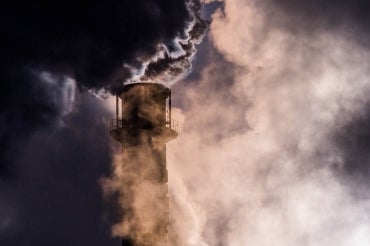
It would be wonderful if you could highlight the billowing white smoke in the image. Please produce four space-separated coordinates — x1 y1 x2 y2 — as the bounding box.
167 0 370 245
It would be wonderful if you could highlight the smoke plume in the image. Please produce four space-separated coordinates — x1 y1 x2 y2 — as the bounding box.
140 0 207 84
0 1 206 245
165 0 370 245
103 149 169 246
102 84 174 246
0 0 206 177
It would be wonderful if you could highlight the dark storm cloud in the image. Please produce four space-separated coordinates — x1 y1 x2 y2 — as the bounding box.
0 0 205 178
1 0 200 90
1 0 206 92
0 68 69 178
0 93 120 246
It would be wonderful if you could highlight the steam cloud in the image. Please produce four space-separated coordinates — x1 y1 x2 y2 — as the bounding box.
3 0 370 245
165 0 370 245
103 147 170 245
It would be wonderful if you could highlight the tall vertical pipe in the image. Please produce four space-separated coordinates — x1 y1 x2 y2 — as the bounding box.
116 95 119 119
110 83 178 246
169 90 172 126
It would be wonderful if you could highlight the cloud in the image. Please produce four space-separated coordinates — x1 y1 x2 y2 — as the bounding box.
0 92 121 246
0 0 206 179
0 2 207 245
1 0 205 90
167 0 370 245
270 0 370 35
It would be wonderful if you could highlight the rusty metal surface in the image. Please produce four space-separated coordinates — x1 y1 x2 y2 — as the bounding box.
110 117 179 134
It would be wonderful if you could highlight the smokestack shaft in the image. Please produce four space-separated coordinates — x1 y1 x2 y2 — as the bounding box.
110 83 177 246
169 90 172 126
116 95 119 119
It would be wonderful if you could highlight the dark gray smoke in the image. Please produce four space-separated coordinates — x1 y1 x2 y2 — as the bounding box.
0 0 206 178
0 1 207 245
140 0 208 83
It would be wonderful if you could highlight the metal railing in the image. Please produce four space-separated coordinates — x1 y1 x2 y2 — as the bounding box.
166 116 179 133
110 117 179 134
110 117 124 132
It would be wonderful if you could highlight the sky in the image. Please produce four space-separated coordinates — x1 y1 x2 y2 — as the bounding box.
2 0 370 246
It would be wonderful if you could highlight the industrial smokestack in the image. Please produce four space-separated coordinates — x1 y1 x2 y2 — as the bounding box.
110 83 178 246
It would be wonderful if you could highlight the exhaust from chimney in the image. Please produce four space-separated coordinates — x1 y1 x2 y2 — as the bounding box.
106 83 178 246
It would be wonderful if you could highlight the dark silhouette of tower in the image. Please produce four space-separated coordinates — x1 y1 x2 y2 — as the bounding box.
110 83 178 246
